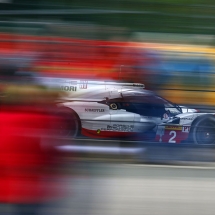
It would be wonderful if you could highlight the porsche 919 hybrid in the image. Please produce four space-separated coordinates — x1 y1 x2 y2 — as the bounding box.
41 78 215 145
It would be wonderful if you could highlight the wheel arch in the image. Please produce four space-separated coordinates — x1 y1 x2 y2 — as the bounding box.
56 105 82 136
190 114 215 129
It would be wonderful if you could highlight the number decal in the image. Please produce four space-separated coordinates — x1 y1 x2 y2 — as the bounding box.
169 131 176 143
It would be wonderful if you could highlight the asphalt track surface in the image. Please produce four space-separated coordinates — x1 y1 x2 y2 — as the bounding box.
51 163 215 215
51 138 215 214
1 135 215 215
4 163 215 215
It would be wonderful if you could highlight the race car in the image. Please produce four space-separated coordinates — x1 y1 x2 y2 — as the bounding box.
40 77 215 145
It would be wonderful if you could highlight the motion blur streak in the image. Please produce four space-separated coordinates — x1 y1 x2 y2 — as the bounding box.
0 67 71 215
51 163 215 215
1 0 215 214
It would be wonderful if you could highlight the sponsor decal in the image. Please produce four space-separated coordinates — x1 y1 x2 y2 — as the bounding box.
182 126 190 133
156 125 189 143
85 108 105 112
181 118 192 121
60 86 77 91
107 124 134 132
97 129 101 134
165 126 182 130
79 81 88 89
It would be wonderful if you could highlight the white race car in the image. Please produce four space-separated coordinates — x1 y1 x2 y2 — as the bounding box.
40 77 215 144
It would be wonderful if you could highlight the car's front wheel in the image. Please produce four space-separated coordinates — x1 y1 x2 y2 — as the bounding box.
191 115 215 145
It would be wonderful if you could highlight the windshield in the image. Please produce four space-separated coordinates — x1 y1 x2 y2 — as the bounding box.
122 95 182 117
154 96 182 116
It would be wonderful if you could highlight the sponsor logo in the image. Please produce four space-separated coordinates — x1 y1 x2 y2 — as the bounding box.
61 86 77 91
165 126 182 130
97 129 101 134
182 126 190 133
181 118 192 121
107 124 134 132
79 81 88 89
85 108 105 112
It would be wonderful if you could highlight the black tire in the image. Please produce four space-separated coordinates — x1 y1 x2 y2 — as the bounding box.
55 107 81 138
190 115 215 145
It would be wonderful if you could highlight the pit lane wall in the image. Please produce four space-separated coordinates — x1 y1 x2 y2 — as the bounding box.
1 33 215 107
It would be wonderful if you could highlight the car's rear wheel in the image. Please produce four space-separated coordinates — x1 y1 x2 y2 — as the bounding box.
191 115 215 145
56 107 81 138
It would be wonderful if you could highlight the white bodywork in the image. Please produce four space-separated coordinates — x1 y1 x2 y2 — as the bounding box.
37 76 215 141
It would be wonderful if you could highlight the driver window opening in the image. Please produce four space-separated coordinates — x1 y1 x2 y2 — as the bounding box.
126 103 166 117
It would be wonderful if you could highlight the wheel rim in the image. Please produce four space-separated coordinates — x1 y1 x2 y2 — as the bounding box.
195 121 215 144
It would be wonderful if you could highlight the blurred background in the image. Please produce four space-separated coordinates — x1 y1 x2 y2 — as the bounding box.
1 0 215 107
1 0 215 214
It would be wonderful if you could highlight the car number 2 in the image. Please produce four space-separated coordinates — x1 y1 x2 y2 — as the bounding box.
168 131 176 143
